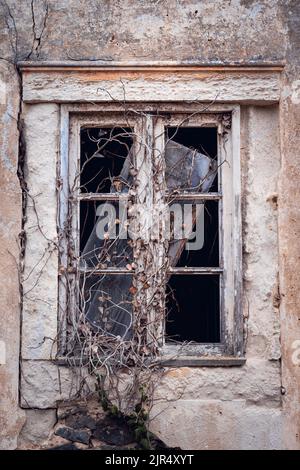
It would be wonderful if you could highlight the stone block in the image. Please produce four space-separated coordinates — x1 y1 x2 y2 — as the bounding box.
150 400 282 450
20 361 90 408
18 409 57 444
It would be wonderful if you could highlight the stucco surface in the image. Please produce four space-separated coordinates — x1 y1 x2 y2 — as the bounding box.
0 1 287 63
0 0 299 449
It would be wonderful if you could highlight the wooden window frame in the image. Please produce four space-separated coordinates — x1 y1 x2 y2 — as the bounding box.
58 103 244 365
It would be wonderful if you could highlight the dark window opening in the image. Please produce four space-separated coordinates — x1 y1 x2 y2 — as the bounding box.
79 126 134 339
166 275 220 343
166 127 218 192
169 200 219 268
165 126 220 343
80 127 133 193
79 127 133 268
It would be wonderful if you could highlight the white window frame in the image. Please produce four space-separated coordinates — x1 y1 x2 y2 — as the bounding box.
58 103 243 364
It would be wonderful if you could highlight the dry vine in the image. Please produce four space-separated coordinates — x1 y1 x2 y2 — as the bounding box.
50 92 228 448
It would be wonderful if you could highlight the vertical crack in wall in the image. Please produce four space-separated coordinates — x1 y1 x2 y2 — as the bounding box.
15 64 27 410
27 0 49 59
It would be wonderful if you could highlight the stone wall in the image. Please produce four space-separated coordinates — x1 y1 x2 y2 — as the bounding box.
0 0 299 450
0 61 26 449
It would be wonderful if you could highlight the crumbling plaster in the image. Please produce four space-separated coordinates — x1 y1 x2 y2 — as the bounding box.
0 0 299 450
0 0 288 63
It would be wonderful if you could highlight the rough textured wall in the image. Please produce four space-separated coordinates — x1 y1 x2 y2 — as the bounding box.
0 0 299 449
278 0 300 450
0 0 288 63
0 62 25 449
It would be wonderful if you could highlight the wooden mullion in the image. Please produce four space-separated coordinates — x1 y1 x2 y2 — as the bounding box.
168 267 223 275
78 192 128 202
166 192 221 201
78 267 133 275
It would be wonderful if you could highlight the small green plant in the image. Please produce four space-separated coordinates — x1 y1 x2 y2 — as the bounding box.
95 374 165 450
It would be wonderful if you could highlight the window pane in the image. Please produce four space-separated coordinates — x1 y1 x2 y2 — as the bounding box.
165 127 218 193
80 274 133 340
80 201 132 268
166 275 220 343
168 200 219 267
80 127 133 193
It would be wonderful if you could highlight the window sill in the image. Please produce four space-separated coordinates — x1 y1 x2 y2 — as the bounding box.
156 356 246 367
54 356 246 368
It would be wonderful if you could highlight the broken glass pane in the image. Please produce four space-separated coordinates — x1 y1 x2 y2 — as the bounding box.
80 201 132 269
81 274 133 340
79 125 219 341
165 127 218 193
80 127 134 193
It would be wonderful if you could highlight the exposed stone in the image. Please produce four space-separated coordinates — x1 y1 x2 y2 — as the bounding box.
23 71 281 103
55 427 90 445
57 405 87 420
18 409 57 445
129 359 282 405
93 417 135 446
20 361 92 408
21 103 59 361
91 443 119 450
65 413 96 431
0 60 26 450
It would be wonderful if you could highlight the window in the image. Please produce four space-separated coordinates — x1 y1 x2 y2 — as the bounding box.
59 105 242 361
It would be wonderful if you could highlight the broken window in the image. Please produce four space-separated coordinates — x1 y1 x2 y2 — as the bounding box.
79 126 135 340
63 109 240 358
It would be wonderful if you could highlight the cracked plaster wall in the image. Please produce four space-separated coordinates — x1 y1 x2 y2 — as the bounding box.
0 0 299 450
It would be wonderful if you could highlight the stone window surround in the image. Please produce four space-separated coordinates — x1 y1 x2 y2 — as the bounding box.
19 62 282 408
